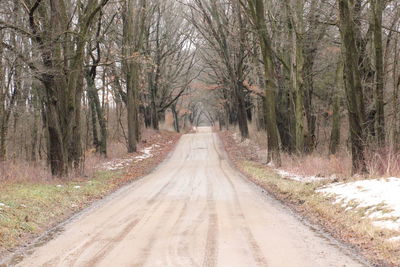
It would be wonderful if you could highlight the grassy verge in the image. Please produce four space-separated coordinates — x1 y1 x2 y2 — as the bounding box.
220 131 400 266
0 170 120 251
0 131 180 258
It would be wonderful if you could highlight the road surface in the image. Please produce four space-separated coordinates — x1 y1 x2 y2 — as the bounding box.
16 127 366 267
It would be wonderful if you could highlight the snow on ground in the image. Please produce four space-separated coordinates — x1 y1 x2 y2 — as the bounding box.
318 177 400 232
0 203 9 210
276 169 331 183
101 158 134 171
100 144 160 171
134 144 160 162
389 236 400 243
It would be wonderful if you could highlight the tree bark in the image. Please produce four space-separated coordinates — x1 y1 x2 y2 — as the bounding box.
0 33 5 161
329 62 343 155
171 103 180 133
390 37 400 152
123 0 146 153
236 83 249 139
339 0 367 174
285 0 306 154
246 0 281 166
371 0 385 145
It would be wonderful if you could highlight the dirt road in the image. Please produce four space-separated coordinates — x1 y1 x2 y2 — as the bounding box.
16 127 367 267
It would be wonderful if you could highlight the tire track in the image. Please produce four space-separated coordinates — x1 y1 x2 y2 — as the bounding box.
54 160 189 266
203 168 218 267
80 168 187 266
211 134 268 267
130 165 193 267
169 169 205 267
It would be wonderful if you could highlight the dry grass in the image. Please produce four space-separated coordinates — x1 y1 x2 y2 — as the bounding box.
365 149 400 178
280 153 352 178
248 124 268 149
247 124 353 178
247 122 400 179
0 161 52 183
1 129 176 184
279 149 400 180
106 141 128 159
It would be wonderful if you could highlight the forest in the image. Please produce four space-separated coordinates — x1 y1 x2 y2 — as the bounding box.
0 0 399 178
3 1 400 266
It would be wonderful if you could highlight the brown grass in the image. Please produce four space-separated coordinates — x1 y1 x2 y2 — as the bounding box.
280 153 352 178
365 149 400 178
1 129 178 184
0 161 52 183
247 122 400 179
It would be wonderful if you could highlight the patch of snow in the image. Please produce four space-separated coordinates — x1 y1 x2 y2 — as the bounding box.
318 177 400 232
276 169 329 183
133 144 158 162
232 132 240 142
73 185 81 189
388 236 400 242
101 158 134 171
373 220 400 231
0 203 9 208
99 144 161 170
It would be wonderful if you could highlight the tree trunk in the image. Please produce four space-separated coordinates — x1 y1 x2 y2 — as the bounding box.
126 63 139 153
371 0 385 145
123 0 146 152
30 86 42 162
70 74 84 170
286 0 306 154
44 81 68 176
236 83 249 139
339 0 367 174
151 99 159 130
390 37 400 152
86 71 107 156
90 96 99 149
171 104 180 133
247 0 281 166
329 62 343 155
0 35 5 161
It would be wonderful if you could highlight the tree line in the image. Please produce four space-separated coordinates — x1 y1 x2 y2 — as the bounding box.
187 0 400 174
0 0 198 176
1 0 400 176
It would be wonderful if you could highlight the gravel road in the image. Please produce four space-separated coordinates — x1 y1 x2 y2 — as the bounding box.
16 127 367 267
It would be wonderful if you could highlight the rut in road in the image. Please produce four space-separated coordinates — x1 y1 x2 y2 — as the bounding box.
15 127 368 267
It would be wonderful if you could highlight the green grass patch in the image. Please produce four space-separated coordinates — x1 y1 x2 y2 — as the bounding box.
0 170 121 251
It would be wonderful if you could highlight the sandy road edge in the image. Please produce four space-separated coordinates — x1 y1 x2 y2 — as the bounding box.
0 133 182 266
215 132 376 267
